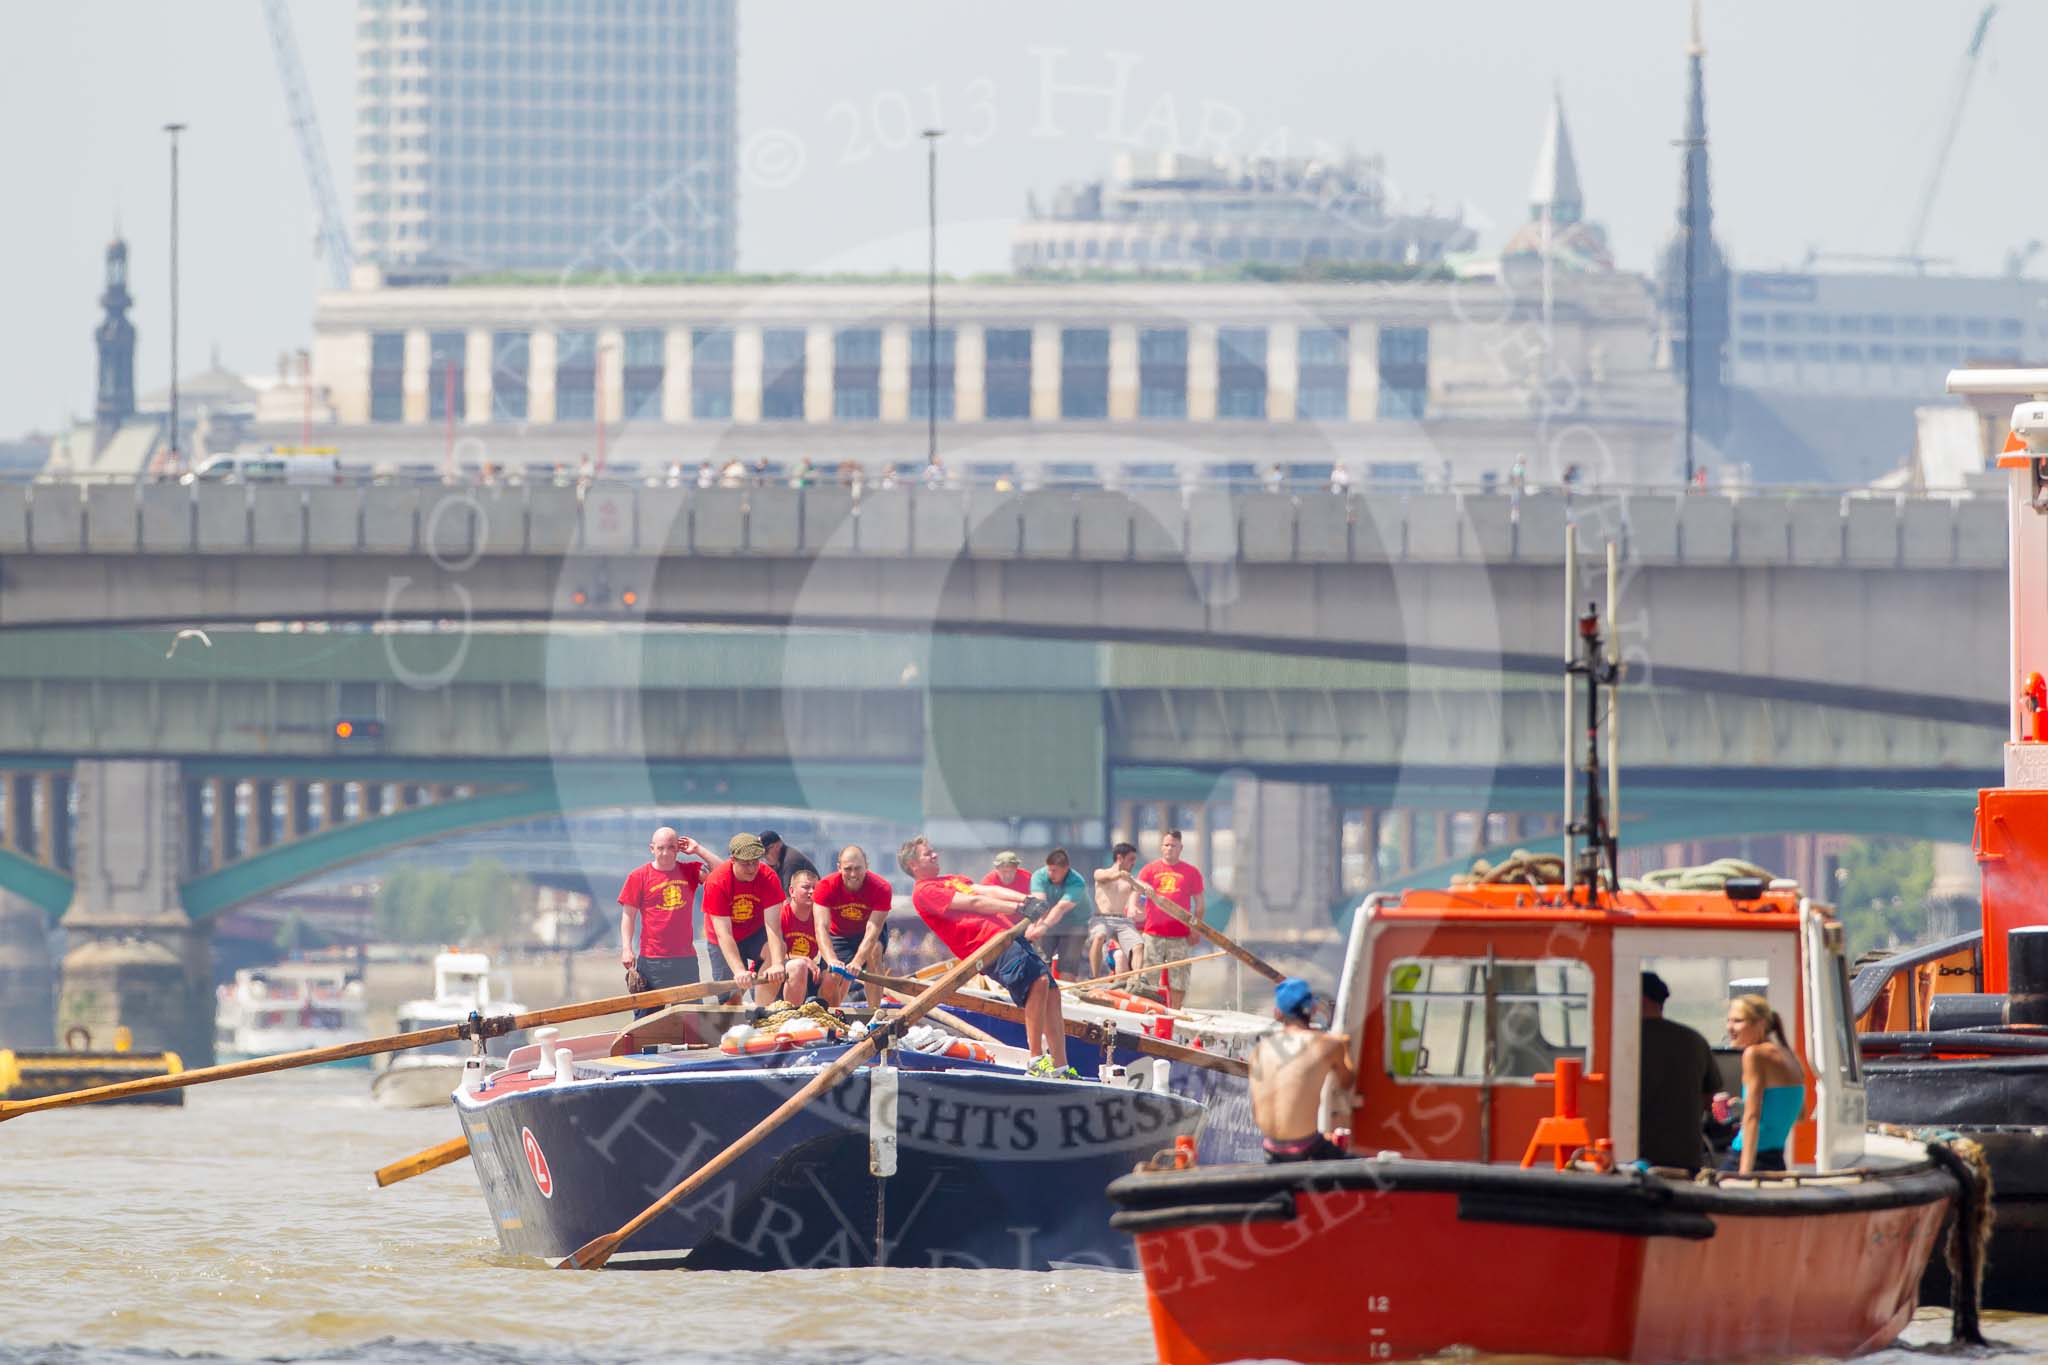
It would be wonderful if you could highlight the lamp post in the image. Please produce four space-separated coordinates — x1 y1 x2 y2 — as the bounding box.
922 128 943 468
164 122 186 472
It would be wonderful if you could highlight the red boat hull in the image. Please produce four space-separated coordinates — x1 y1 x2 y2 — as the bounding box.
1111 1160 1954 1364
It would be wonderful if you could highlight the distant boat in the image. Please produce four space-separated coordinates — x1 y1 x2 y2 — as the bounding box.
372 951 526 1109
214 962 368 1063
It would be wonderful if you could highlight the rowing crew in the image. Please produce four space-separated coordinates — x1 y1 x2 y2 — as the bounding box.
616 826 1083 1077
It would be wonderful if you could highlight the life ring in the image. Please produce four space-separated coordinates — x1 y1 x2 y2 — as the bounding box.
1085 988 1171 1017
64 1025 91 1051
938 1038 993 1063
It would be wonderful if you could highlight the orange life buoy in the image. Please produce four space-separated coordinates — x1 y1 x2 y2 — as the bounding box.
1084 988 1171 1017
938 1038 993 1063
721 1023 832 1055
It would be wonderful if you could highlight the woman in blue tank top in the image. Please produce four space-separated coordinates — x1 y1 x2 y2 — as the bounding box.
1723 993 1806 1174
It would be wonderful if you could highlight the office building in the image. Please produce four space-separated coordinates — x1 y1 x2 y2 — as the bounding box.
296 269 1679 484
1012 151 1475 277
352 0 737 277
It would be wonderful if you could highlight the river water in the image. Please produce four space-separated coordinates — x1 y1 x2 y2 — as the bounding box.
0 1068 2039 1365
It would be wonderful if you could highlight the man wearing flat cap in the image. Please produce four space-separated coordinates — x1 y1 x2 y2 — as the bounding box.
1638 971 1719 1172
704 833 789 1007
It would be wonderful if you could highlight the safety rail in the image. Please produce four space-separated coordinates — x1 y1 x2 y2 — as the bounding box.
0 482 2009 569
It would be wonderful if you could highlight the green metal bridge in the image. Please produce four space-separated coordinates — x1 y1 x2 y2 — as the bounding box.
0 627 1994 924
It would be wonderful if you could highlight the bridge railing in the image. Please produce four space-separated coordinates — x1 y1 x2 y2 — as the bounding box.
0 481 2007 569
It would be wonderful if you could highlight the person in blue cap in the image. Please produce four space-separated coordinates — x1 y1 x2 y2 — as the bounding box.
1250 977 1354 1163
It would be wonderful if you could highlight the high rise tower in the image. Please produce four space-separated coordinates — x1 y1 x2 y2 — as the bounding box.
1660 1 1731 463
352 0 738 277
93 237 137 452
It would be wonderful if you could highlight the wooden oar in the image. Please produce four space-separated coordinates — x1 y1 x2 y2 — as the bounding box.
1141 897 1286 984
861 972 1249 1079
0 974 775 1121
559 921 1031 1270
884 998 1005 1047
1064 949 1220 994
374 1134 471 1188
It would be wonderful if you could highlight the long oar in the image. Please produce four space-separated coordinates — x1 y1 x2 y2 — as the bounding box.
0 975 768 1121
1062 948 1229 993
1142 897 1286 984
374 1135 471 1188
861 972 1249 1079
560 921 1031 1270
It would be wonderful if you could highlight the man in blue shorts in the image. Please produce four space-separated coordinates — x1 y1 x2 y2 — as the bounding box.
900 834 1073 1078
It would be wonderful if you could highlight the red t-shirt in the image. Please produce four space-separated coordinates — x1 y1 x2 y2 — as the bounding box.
702 861 784 941
1138 858 1205 938
914 874 1016 960
983 869 1032 894
814 870 893 939
617 860 705 958
780 900 822 959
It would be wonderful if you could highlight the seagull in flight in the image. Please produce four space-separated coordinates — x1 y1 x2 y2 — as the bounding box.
166 628 214 659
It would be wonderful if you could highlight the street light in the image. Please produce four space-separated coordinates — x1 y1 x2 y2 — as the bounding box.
922 128 943 468
164 122 186 473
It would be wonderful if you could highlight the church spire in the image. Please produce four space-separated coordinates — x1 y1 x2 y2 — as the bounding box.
1528 87 1584 228
94 234 137 453
1662 0 1730 459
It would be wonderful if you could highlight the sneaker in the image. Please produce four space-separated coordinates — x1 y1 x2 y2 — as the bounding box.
1027 1055 1057 1077
1053 1065 1081 1080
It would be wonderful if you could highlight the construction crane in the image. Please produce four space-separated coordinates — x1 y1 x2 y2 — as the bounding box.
261 0 354 291
1903 3 1998 265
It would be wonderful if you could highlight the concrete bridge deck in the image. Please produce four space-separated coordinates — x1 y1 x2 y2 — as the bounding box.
0 482 2008 721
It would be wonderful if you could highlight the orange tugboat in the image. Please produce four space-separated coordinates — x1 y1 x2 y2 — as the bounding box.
1109 547 1984 1364
1852 367 2048 1311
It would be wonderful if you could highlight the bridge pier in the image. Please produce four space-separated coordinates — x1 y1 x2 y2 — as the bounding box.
1230 777 1338 935
55 760 214 1065
0 890 54 1046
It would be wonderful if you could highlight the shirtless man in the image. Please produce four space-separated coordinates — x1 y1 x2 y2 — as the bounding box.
1088 842 1144 979
1250 977 1355 1163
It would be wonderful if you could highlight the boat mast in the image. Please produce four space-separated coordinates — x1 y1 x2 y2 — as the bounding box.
1566 576 1621 904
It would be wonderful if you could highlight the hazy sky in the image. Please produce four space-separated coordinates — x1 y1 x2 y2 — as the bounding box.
3 1 2043 437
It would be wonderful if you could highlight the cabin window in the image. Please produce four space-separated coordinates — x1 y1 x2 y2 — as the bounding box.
1386 957 1592 1084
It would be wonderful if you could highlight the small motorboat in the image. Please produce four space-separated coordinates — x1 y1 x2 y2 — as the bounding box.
215 961 368 1062
372 951 526 1110
1108 548 1983 1365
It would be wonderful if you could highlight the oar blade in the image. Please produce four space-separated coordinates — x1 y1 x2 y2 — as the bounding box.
560 1231 624 1270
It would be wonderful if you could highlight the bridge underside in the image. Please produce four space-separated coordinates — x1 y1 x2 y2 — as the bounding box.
0 627 1995 922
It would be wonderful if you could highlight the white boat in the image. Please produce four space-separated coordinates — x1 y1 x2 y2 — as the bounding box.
371 951 526 1109
214 962 369 1061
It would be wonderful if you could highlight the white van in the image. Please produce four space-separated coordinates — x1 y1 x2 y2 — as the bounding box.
181 452 342 486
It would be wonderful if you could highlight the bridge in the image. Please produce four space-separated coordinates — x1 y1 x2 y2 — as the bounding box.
0 618 1996 1063
0 481 2008 721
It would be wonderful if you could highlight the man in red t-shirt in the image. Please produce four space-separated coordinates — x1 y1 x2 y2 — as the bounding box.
983 849 1032 894
1136 828 1207 1008
703 832 788 1007
814 844 894 1008
774 868 825 1007
901 834 1074 1077
618 826 709 1017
